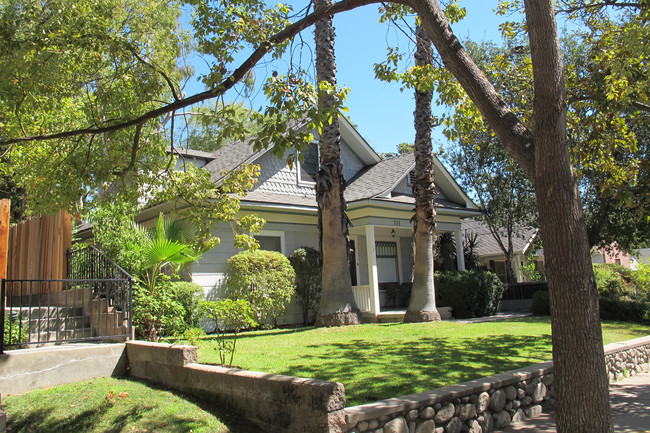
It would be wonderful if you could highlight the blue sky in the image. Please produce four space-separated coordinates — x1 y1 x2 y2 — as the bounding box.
182 1 512 155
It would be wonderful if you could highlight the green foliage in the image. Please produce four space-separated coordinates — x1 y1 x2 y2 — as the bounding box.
434 232 457 271
463 231 481 271
203 299 258 367
3 314 28 348
289 247 322 325
224 250 295 325
0 0 190 215
598 297 650 324
169 281 205 329
138 213 202 294
435 270 505 319
81 202 147 276
530 290 551 316
177 327 208 346
132 279 186 341
634 263 650 295
521 255 543 282
593 264 636 300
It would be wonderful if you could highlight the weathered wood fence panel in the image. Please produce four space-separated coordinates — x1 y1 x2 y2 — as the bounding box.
7 210 72 293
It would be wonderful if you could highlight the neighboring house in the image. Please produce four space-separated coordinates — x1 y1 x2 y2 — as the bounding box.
462 218 543 283
591 245 650 270
174 116 480 324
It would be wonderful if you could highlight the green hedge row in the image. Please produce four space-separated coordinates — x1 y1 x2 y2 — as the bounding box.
529 289 650 324
435 270 505 319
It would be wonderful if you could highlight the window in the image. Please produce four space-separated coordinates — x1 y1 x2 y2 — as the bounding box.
407 170 416 186
298 141 319 185
376 241 399 283
254 230 285 254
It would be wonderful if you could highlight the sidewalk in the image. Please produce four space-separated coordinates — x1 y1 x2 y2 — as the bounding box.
500 372 650 433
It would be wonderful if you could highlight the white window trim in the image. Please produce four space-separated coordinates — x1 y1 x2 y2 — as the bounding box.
256 230 286 255
375 237 403 284
297 141 319 187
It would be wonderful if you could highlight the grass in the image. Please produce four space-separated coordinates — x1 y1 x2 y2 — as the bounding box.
195 317 650 406
0 377 256 433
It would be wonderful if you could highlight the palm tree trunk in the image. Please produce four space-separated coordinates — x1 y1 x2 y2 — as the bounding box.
314 0 360 326
405 22 441 323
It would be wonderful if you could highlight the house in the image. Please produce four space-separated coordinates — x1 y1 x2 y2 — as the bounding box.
122 117 480 324
461 218 543 283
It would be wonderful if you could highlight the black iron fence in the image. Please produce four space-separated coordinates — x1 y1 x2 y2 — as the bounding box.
501 282 549 300
1 246 133 353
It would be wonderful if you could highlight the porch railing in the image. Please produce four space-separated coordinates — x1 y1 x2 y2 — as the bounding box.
1 246 133 353
352 285 373 313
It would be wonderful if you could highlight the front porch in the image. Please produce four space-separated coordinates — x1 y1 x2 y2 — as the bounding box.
348 220 465 321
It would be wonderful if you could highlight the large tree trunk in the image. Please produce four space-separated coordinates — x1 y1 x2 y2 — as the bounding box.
525 1 612 431
314 0 360 326
405 23 441 323
412 1 612 431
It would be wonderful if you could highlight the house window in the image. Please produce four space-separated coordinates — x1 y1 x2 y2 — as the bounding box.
254 230 285 254
407 170 416 186
376 241 399 283
298 141 319 185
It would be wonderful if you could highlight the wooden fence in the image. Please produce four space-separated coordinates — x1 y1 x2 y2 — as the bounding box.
7 209 72 293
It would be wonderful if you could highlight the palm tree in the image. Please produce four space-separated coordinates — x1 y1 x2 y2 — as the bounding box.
314 0 360 326
139 213 201 294
404 23 441 323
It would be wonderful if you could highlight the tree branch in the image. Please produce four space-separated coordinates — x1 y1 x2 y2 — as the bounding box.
112 123 142 176
0 0 407 147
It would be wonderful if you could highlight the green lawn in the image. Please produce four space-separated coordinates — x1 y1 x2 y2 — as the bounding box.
196 317 650 406
1 377 256 433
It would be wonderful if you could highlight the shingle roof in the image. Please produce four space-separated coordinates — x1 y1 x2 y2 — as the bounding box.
241 190 317 208
345 152 415 202
202 138 261 183
167 147 216 160
462 218 538 257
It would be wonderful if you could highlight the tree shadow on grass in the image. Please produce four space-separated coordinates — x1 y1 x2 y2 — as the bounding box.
280 333 553 406
4 378 258 433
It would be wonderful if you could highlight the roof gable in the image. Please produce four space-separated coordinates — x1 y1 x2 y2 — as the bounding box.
202 115 381 185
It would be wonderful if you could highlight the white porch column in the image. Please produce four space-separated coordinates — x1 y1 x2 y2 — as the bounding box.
455 229 466 271
365 225 380 315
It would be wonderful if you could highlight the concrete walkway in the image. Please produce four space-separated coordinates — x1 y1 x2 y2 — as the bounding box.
499 372 650 433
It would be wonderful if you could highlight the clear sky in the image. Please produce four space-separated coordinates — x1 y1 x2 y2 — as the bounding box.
181 1 512 155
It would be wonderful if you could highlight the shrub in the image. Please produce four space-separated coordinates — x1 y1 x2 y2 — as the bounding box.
530 290 551 316
3 314 28 348
204 299 258 367
224 249 295 325
289 247 321 325
632 263 650 297
132 280 186 341
593 264 636 300
435 270 504 319
169 281 205 328
598 297 650 324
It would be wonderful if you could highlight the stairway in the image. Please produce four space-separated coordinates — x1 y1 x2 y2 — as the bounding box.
7 287 127 347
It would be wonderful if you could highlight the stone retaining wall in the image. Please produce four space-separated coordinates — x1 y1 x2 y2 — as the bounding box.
125 341 347 433
342 335 650 433
604 336 650 382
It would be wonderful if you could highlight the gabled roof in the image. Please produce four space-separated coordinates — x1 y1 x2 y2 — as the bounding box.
462 218 539 258
346 152 414 201
202 115 381 184
202 136 262 184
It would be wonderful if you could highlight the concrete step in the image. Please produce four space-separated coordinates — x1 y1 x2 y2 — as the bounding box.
29 328 96 343
28 315 90 332
6 306 84 320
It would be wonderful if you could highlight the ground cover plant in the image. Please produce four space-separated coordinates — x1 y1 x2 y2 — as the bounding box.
194 317 650 406
0 377 256 433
